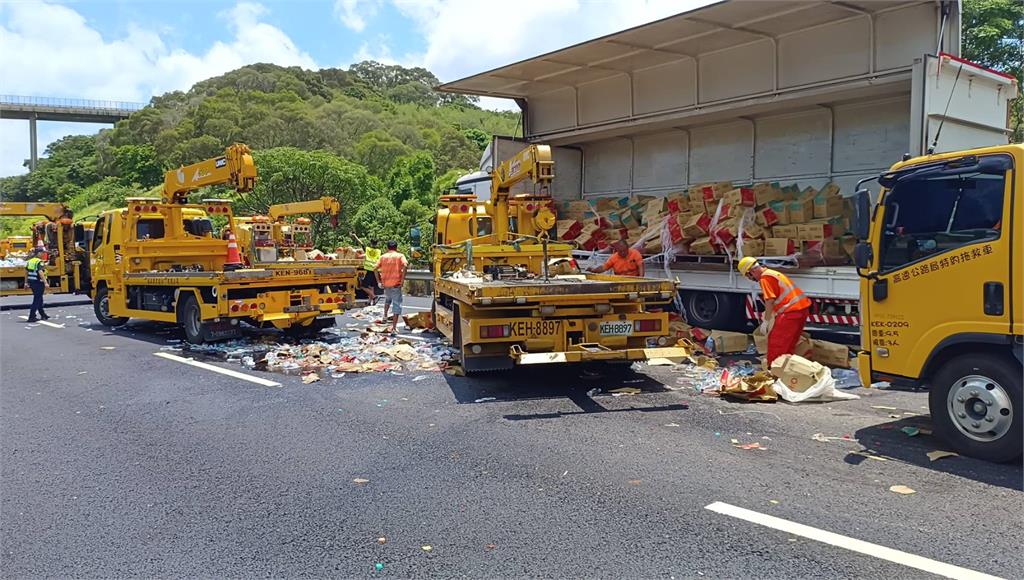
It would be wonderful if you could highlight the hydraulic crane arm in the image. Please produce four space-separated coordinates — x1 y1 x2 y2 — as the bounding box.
0 202 73 222
161 143 257 204
490 144 554 201
268 197 341 221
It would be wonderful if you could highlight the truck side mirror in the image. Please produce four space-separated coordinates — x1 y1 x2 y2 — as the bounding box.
409 226 421 253
854 242 873 269
851 189 871 240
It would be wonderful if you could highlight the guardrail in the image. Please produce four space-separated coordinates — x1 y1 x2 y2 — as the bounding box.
407 269 432 281
0 95 146 112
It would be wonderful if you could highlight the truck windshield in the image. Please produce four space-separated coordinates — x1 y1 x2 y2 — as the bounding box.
879 167 1006 273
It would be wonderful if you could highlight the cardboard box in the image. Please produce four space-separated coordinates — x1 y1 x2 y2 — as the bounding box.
755 205 780 228
645 198 666 215
743 222 767 239
770 354 828 392
751 182 784 205
768 200 790 224
796 332 813 358
818 182 841 198
772 224 799 239
620 212 639 229
723 187 756 207
666 192 688 214
811 339 850 368
813 194 845 219
681 213 712 238
567 200 594 214
797 222 834 240
689 198 708 215
712 218 739 246
739 239 764 257
690 236 716 255
702 182 734 201
764 238 795 256
789 198 814 223
839 235 857 260
557 219 583 240
798 186 818 201
752 327 767 355
711 330 751 354
801 239 845 259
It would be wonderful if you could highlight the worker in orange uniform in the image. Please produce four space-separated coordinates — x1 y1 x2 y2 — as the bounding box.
588 239 645 277
738 256 811 365
375 240 409 334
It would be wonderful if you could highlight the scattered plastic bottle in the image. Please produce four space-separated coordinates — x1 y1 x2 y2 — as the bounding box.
704 336 716 354
832 368 861 389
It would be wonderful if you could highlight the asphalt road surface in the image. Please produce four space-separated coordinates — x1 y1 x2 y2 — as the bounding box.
2 293 1021 578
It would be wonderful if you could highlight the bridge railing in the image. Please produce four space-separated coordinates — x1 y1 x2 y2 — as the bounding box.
0 95 146 113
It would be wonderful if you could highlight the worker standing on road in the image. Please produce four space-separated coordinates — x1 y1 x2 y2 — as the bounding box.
588 239 645 277
25 247 50 322
351 233 381 304
738 257 811 366
375 241 409 334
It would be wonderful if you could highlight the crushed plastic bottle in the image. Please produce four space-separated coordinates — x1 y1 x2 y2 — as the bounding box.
832 368 862 389
704 336 716 354
673 365 721 393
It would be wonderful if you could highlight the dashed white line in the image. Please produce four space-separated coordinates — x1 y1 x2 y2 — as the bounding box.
153 352 281 387
705 502 1003 580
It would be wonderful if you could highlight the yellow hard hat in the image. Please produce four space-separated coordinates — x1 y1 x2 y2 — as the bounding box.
737 256 758 275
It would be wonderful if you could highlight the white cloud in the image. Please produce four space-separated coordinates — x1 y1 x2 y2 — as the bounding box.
334 0 382 32
390 0 713 83
0 0 316 177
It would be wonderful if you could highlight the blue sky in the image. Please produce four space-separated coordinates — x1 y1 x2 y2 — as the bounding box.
0 0 709 178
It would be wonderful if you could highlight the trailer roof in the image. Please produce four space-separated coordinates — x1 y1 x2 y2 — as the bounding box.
438 0 935 99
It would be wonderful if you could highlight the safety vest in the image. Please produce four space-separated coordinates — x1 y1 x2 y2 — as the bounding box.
763 268 811 314
25 257 45 283
362 247 381 271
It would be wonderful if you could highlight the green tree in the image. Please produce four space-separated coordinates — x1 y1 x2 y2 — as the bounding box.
386 152 436 206
113 144 162 187
234 147 382 249
355 131 413 178
351 197 408 249
963 0 1024 140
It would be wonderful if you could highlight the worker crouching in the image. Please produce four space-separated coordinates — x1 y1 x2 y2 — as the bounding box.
738 257 811 366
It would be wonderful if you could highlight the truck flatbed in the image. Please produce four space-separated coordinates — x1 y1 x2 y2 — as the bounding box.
437 273 676 303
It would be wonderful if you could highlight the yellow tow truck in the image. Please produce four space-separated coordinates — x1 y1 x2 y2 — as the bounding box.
234 196 355 264
851 143 1022 462
0 202 91 296
89 143 357 343
430 144 685 372
0 236 32 258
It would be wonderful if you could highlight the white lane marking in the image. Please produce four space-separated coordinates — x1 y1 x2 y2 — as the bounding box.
153 352 281 387
705 502 1003 580
17 315 64 328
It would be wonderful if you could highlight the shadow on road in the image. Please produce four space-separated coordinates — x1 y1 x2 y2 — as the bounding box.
853 416 1023 491
443 361 688 419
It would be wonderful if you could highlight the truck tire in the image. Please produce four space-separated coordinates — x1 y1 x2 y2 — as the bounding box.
93 286 128 327
683 291 745 331
179 295 209 344
929 353 1022 463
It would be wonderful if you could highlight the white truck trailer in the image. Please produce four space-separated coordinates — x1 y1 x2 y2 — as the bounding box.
441 0 1018 334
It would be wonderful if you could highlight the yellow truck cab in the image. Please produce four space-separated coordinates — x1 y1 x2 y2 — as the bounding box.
851 144 1022 462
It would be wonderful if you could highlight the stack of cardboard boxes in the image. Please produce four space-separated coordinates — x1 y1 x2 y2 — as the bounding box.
555 181 857 265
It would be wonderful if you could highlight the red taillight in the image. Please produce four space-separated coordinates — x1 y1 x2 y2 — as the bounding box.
460 204 469 212
526 203 535 211
480 324 511 339
134 205 142 212
230 304 240 312
636 319 661 332
241 303 250 311
207 206 215 213
150 205 158 212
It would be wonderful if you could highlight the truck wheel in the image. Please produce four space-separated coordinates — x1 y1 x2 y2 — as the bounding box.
93 286 128 327
179 295 209 344
684 291 745 331
929 353 1022 463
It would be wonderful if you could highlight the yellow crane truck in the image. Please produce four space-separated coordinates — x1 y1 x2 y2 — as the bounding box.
0 202 91 296
234 196 354 263
851 143 1022 462
89 143 357 343
431 144 685 372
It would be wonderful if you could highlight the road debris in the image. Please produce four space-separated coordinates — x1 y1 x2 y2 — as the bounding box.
889 485 916 495
610 387 641 396
900 426 920 437
377 537 387 544
421 545 433 553
926 450 959 462
474 397 496 403
301 373 320 384
352 478 370 485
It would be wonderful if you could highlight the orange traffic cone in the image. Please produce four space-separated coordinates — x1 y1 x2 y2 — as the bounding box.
224 231 244 271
